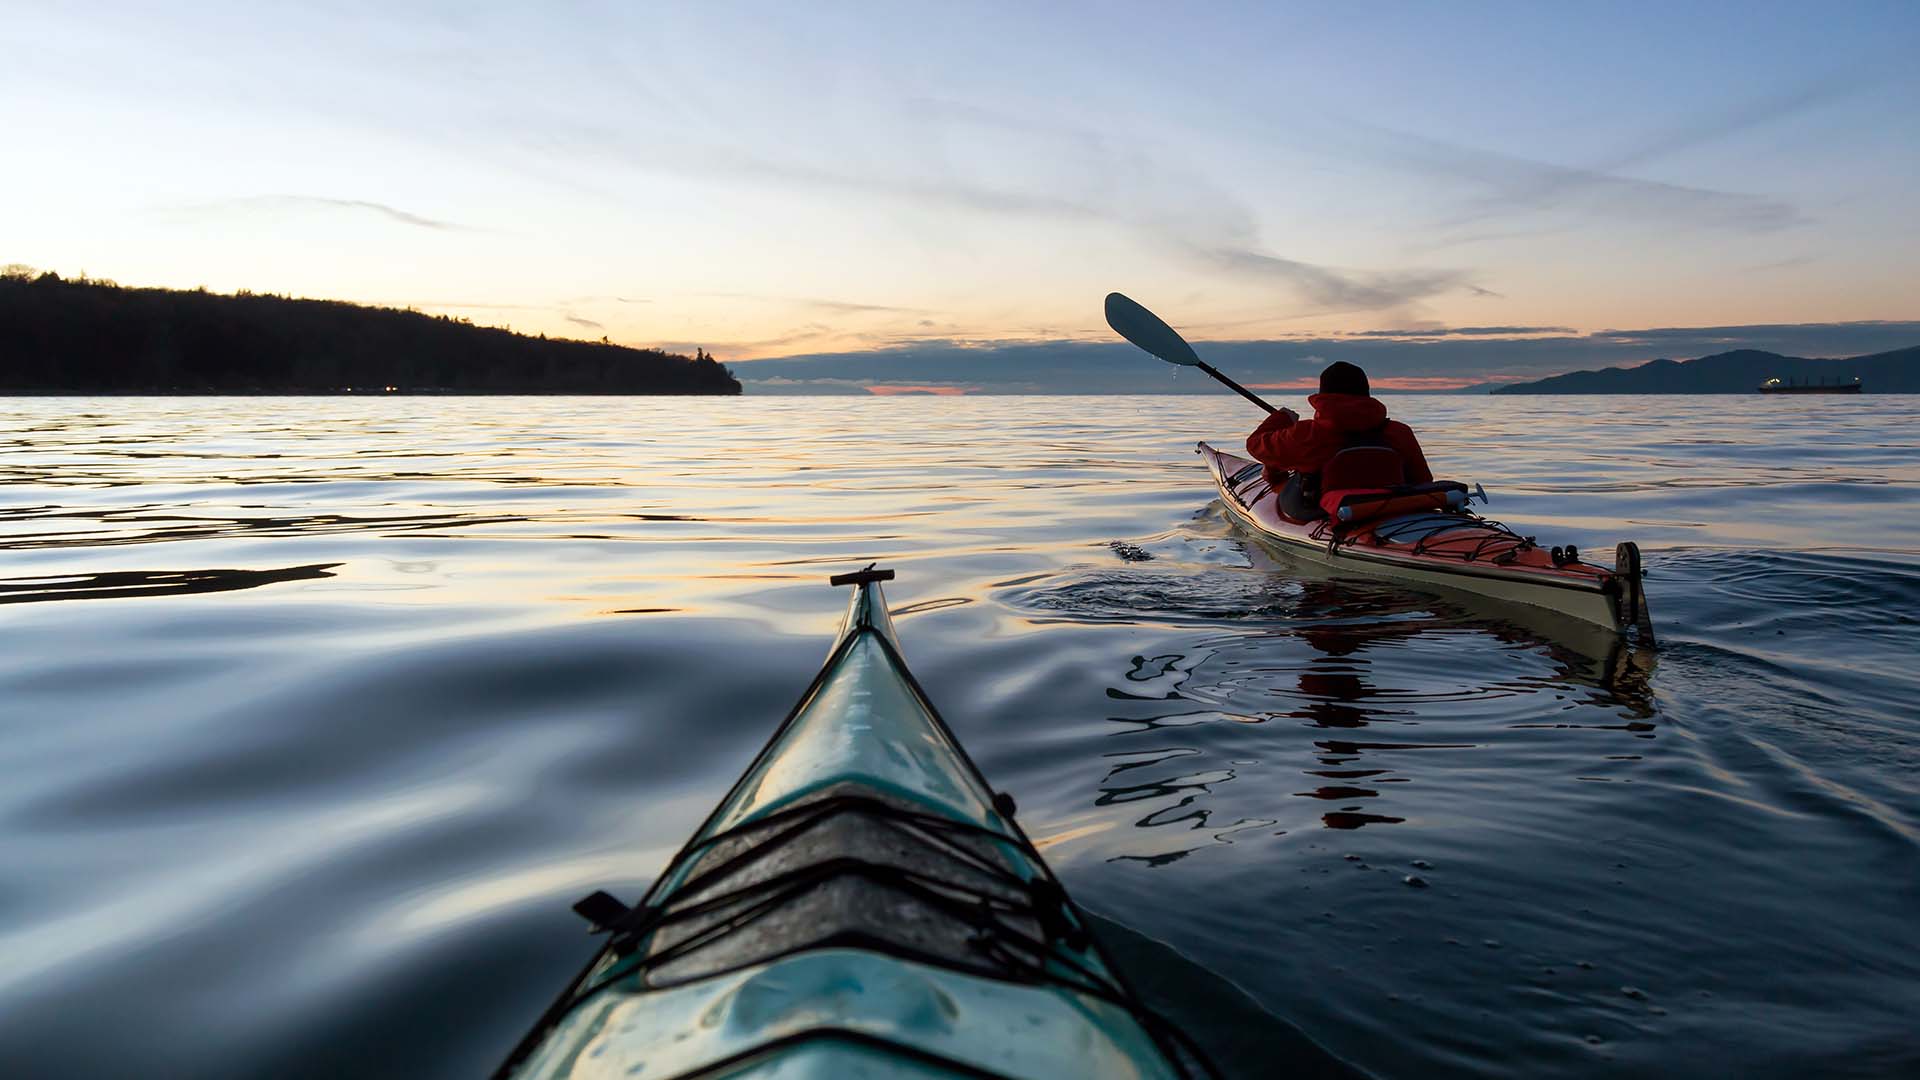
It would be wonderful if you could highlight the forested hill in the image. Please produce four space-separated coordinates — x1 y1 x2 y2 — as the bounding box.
0 272 740 394
1490 345 1919 394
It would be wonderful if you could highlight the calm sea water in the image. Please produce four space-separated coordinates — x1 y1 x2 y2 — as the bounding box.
2 394 1916 1078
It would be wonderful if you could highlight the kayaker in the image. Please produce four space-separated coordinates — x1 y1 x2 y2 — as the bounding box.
1246 361 1433 521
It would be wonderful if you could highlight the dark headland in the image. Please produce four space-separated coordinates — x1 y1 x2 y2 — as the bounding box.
0 271 740 395
1491 344 1919 394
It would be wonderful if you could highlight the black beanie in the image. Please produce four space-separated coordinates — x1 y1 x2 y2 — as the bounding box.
1320 361 1370 397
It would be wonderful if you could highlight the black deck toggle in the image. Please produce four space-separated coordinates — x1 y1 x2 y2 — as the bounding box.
830 564 896 587
572 890 633 934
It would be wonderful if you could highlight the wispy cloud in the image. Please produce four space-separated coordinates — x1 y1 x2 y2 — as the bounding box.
1599 78 1857 175
1337 79 1859 241
1740 255 1817 274
804 299 929 316
1363 126 1805 236
1200 247 1471 312
562 294 651 306
696 292 932 316
155 195 475 231
563 313 605 331
1347 325 1577 338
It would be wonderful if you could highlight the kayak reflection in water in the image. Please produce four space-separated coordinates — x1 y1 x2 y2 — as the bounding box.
1246 361 1434 523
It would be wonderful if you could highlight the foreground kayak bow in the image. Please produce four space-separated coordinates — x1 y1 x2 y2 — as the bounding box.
497 567 1195 1079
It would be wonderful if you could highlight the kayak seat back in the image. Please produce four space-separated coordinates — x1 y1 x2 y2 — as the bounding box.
1320 445 1407 491
1318 445 1423 524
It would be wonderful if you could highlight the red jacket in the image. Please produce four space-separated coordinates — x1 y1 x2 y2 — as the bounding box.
1246 393 1433 485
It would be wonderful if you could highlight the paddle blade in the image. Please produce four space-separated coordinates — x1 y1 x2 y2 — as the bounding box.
1105 292 1201 367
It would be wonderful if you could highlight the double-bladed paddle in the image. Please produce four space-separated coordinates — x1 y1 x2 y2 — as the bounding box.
1103 292 1279 414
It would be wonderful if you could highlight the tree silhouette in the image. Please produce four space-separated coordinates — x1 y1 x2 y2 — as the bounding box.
0 276 741 395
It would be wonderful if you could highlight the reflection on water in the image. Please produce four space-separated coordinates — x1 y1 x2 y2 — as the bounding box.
0 564 339 603
1 395 1916 1079
1018 568 1658 866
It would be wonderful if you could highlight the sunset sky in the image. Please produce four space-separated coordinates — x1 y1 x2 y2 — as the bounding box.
5 2 1917 387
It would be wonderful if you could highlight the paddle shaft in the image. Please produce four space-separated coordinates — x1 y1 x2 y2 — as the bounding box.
1193 360 1279 414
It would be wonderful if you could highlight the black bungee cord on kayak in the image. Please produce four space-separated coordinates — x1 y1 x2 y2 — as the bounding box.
495 572 1223 1080
1363 511 1542 564
568 792 1103 991
1228 458 1550 565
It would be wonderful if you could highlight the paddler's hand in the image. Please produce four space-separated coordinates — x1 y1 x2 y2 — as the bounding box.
1252 407 1298 437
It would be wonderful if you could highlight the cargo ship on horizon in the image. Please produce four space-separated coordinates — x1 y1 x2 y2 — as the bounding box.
1758 376 1863 394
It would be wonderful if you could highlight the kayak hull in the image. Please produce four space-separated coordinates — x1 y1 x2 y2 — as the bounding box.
1201 442 1633 633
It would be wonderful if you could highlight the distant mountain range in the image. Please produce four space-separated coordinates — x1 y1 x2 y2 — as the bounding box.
1490 345 1920 394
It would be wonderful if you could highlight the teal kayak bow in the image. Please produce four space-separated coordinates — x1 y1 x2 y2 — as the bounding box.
496 567 1197 1079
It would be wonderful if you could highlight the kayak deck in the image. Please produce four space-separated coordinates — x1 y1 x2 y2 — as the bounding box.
499 568 1189 1079
1200 442 1650 636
